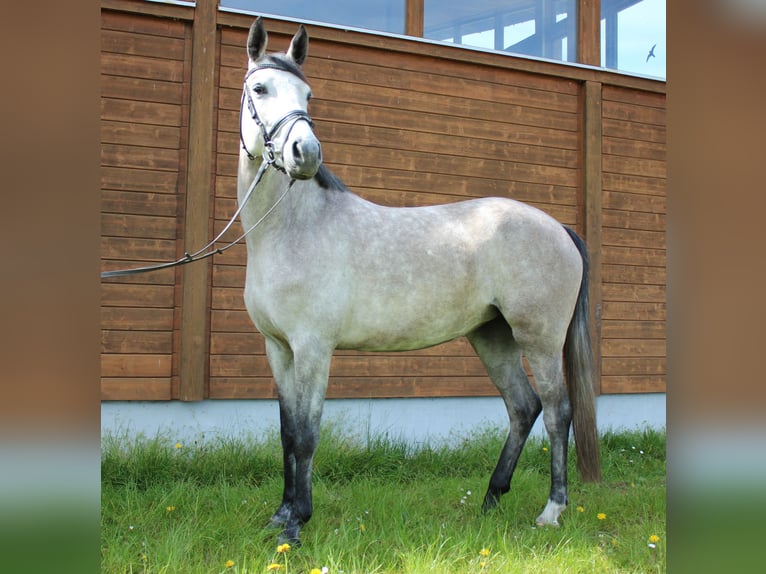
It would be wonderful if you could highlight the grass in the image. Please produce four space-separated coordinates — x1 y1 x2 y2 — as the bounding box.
102 426 665 573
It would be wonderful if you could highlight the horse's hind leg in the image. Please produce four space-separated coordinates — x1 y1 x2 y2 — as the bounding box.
524 346 572 526
467 318 542 512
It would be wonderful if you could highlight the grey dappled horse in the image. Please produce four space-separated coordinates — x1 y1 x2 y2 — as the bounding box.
237 18 600 544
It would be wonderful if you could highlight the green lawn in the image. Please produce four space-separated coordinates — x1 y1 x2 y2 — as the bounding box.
102 426 665 573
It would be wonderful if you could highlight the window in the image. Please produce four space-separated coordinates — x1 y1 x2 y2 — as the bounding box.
220 0 406 35
601 0 666 78
423 0 577 63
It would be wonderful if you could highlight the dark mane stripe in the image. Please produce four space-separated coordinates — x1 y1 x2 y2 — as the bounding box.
314 164 348 192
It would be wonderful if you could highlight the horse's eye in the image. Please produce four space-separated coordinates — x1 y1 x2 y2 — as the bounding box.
306 92 313 102
252 83 267 96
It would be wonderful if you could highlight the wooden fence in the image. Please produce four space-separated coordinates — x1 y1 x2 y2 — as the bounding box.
100 0 666 401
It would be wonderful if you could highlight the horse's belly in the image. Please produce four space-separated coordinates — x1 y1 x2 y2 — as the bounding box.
336 299 498 352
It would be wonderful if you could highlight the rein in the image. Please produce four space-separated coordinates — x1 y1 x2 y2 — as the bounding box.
101 64 310 280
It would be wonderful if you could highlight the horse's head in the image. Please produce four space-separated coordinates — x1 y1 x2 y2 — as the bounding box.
240 18 322 180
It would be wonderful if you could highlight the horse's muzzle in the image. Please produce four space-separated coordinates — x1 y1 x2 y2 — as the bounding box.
286 137 322 180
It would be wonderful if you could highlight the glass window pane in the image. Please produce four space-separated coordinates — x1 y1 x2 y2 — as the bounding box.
220 0 406 35
601 0 666 78
424 0 577 63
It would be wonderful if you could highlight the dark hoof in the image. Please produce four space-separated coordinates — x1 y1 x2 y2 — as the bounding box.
278 524 302 547
481 493 500 514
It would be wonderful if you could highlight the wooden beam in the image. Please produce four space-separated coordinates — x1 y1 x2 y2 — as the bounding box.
179 0 217 401
577 0 601 66
582 80 603 395
406 0 424 37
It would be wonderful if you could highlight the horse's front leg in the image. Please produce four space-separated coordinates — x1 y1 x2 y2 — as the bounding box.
264 336 332 544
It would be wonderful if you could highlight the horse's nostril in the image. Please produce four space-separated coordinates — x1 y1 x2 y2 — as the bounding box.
292 141 302 160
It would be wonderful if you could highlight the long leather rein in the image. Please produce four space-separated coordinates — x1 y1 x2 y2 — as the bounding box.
101 64 311 279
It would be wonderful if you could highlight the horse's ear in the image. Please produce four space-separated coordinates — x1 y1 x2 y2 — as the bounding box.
247 17 268 62
287 25 309 66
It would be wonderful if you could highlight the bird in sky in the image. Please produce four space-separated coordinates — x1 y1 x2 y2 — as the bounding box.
646 43 657 62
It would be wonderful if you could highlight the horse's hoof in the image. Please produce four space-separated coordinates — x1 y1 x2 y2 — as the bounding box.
277 526 302 547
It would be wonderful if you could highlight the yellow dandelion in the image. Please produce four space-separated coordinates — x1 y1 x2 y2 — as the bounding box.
267 564 283 571
479 548 490 557
576 506 585 513
649 534 660 543
175 442 182 449
166 506 176 512
225 560 235 568
542 447 548 452
597 512 607 520
276 543 291 554
359 523 366 532
309 569 322 574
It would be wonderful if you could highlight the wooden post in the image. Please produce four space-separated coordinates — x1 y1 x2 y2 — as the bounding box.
577 0 601 66
179 0 217 401
406 0 424 37
582 80 602 395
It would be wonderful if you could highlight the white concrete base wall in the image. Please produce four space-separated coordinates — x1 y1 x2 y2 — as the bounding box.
102 394 665 445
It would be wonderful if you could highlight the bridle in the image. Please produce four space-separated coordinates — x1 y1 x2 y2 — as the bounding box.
239 63 315 169
101 63 313 279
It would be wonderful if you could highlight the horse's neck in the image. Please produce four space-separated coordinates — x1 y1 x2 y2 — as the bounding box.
237 159 320 237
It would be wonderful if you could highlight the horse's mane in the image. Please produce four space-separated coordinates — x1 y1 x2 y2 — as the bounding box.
314 164 348 192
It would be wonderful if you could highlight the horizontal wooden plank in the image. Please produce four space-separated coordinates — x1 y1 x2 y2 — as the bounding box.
603 206 666 229
101 51 184 83
602 100 665 126
210 354 488 378
102 9 187 38
212 264 245 288
101 28 185 60
601 320 665 340
602 117 666 144
603 154 666 179
602 85 666 109
101 97 182 127
101 212 177 239
101 283 176 308
101 378 172 400
101 120 181 149
602 357 665 376
600 376 666 394
101 354 173 377
102 190 179 217
101 143 181 172
602 264 666 285
602 136 665 161
211 309 257 332
602 227 666 250
209 376 501 399
602 283 666 303
102 74 184 105
102 330 173 354
602 172 665 196
602 245 665 268
101 236 177 261
602 338 666 358
101 307 175 331
602 301 666 322
102 166 179 193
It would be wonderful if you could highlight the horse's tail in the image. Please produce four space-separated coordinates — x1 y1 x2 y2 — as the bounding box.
563 226 601 483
